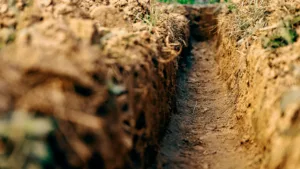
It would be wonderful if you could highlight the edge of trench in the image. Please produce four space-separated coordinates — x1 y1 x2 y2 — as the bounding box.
154 5 262 169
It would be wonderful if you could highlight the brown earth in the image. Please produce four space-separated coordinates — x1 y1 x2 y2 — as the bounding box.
2 0 300 169
159 2 300 169
0 1 190 169
157 40 262 169
216 0 300 169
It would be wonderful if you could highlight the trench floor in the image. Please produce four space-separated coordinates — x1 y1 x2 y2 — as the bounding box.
157 40 261 169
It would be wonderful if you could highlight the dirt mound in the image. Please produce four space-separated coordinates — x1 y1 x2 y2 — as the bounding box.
0 0 189 168
217 1 300 168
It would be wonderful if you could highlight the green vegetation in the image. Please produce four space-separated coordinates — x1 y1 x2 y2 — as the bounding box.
0 111 55 169
158 0 195 4
227 3 236 12
0 29 16 50
219 1 268 42
137 0 162 31
262 16 300 48
157 0 220 4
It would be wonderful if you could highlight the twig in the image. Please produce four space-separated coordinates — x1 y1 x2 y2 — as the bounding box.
193 101 198 113
259 24 279 31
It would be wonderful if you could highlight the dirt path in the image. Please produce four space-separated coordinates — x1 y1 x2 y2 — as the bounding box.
157 40 261 169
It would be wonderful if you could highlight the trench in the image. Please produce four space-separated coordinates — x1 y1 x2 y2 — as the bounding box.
155 7 262 169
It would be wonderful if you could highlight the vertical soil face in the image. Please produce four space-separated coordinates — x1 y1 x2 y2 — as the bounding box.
0 1 190 168
157 40 261 169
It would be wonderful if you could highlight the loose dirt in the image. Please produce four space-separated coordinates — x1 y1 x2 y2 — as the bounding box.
158 40 261 169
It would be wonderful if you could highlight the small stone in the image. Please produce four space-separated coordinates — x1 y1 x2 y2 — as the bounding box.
55 4 73 15
39 0 52 7
206 125 217 131
69 19 95 41
56 31 67 43
201 107 210 113
202 163 209 169
0 4 8 14
194 145 204 151
61 0 79 4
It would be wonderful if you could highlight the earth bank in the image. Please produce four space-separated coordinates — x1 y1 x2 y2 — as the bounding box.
1 0 300 169
217 0 300 168
0 0 189 168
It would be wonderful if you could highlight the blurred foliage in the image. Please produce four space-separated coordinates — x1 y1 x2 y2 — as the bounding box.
157 0 194 4
0 28 16 50
0 111 55 169
157 0 220 4
263 16 300 48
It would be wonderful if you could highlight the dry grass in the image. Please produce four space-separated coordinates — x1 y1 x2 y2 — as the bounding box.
135 0 189 63
217 1 300 169
218 0 268 42
219 0 300 45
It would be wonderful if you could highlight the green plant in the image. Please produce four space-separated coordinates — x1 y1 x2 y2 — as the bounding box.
136 0 161 31
157 0 221 4
157 0 196 4
6 33 15 44
220 1 267 41
262 16 299 48
227 3 236 12
209 0 220 4
0 111 55 169
0 29 16 50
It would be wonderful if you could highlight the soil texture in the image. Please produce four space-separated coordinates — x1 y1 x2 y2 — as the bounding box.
158 40 261 169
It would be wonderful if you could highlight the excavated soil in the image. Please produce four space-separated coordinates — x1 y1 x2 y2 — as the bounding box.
3 0 300 169
216 0 300 168
158 40 261 169
0 1 190 169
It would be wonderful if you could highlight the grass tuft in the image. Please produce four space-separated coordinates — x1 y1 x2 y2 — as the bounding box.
157 0 220 4
218 0 268 41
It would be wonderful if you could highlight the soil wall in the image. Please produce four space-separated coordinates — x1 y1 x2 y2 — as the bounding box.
0 1 189 169
217 1 300 168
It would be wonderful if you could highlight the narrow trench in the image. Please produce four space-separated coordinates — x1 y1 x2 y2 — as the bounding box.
156 37 261 169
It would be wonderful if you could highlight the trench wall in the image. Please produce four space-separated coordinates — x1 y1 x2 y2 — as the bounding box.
216 2 300 168
0 1 189 169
